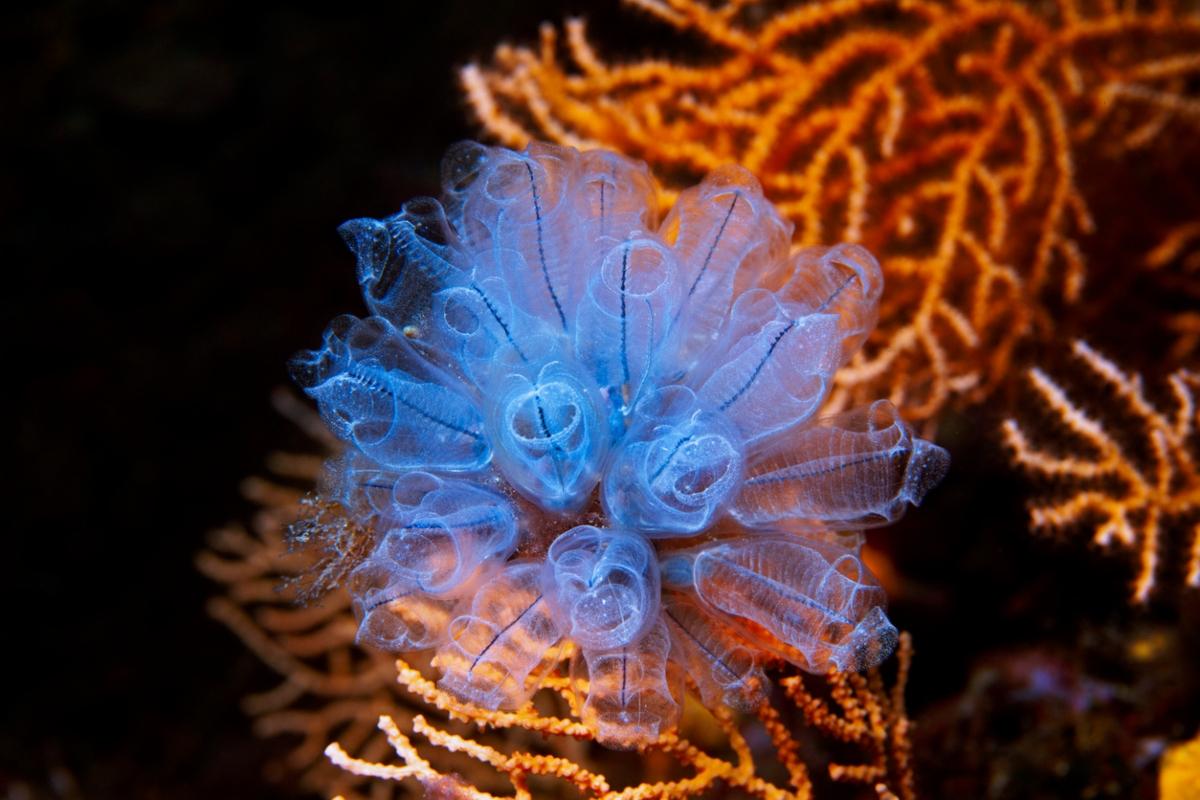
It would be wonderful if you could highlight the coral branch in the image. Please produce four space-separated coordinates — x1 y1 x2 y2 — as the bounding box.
1003 341 1200 602
327 634 917 799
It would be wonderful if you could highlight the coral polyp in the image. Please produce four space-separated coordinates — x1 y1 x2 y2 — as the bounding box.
291 141 948 748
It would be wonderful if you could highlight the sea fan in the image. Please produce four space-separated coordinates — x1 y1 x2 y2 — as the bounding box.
290 141 948 748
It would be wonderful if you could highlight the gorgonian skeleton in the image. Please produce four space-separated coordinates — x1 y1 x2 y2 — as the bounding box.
291 142 948 748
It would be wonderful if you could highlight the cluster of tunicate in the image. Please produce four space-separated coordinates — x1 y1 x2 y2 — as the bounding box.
291 142 948 748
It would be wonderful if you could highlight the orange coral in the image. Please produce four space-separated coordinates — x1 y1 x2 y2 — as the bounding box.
462 0 1200 420
326 634 916 800
1002 340 1200 602
1143 221 1200 363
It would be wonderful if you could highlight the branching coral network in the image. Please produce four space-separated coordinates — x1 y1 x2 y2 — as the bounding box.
325 635 915 800
462 0 1200 419
1003 341 1200 602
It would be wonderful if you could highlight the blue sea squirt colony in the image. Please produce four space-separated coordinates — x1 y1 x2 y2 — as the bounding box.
291 142 949 748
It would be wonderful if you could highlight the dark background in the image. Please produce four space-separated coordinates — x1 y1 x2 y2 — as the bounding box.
5 2 622 796
6 2 1197 798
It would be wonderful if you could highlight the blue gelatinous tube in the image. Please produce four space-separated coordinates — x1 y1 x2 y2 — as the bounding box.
731 400 950 529
693 289 840 444
692 536 898 673
345 472 517 652
542 525 660 651
604 386 743 535
342 197 470 325
662 590 767 711
290 315 491 471
487 361 608 512
575 237 682 422
575 620 679 749
375 476 518 593
348 559 460 652
778 243 883 367
431 268 559 390
462 144 579 330
657 165 792 377
437 562 563 709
